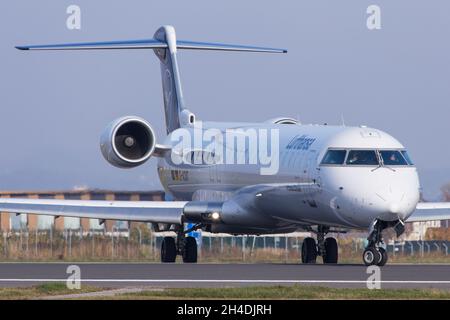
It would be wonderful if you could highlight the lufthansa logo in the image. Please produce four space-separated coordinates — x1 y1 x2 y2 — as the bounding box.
286 135 316 151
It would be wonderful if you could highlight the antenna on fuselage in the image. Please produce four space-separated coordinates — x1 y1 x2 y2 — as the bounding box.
340 114 346 127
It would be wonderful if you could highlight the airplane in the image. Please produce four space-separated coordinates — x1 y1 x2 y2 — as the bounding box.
2 25 450 266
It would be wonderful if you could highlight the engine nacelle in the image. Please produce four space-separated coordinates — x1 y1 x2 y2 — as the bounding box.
100 116 156 168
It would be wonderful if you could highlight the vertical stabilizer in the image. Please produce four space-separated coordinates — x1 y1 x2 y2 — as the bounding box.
153 26 185 134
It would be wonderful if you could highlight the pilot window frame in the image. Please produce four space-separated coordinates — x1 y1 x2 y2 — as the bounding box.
400 150 414 166
320 149 348 166
345 149 379 166
379 149 409 166
319 148 415 167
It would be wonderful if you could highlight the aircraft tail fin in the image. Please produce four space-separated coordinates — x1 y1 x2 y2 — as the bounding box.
16 25 287 133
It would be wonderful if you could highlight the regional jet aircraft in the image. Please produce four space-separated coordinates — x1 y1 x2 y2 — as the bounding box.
3 25 450 266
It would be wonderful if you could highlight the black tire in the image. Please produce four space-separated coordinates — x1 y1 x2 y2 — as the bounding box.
377 247 388 266
323 237 338 264
362 247 381 266
161 237 177 263
183 236 198 263
301 237 317 264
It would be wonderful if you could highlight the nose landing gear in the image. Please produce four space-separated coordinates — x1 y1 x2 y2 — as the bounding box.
363 246 388 266
363 220 392 266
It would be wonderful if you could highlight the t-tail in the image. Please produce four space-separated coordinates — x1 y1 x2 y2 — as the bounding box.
16 25 287 134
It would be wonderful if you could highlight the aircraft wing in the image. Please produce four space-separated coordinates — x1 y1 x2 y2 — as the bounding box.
407 202 450 222
0 183 319 228
0 198 187 224
236 182 319 195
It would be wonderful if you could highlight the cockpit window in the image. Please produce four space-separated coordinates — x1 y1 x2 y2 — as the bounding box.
321 150 347 165
320 148 414 167
401 150 414 165
380 150 408 166
346 150 379 165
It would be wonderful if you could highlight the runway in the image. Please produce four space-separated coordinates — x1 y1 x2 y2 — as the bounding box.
0 263 449 289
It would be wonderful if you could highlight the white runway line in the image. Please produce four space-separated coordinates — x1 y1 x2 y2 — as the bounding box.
0 279 449 284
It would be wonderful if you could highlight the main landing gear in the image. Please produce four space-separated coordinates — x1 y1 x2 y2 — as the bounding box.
301 226 338 264
160 225 199 263
362 219 397 267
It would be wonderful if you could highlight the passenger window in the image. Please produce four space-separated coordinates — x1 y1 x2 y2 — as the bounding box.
401 150 414 165
380 150 408 166
321 150 347 165
346 150 379 165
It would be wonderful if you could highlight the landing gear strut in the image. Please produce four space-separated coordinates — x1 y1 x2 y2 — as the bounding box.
160 224 199 263
363 220 390 266
301 226 338 264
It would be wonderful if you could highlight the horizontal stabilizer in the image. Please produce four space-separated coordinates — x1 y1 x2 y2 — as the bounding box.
16 39 287 53
16 39 167 51
407 202 450 222
176 40 286 53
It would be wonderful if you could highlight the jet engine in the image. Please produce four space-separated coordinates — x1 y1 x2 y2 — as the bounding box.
100 116 156 168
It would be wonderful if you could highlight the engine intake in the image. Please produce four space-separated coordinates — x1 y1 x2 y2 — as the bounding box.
100 116 156 168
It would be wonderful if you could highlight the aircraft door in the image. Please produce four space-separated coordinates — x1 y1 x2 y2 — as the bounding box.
306 150 318 183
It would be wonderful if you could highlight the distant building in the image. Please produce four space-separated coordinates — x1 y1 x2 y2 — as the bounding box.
402 186 449 241
0 189 164 232
404 221 442 241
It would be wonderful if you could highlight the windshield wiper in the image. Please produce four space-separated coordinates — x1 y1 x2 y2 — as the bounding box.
372 151 396 172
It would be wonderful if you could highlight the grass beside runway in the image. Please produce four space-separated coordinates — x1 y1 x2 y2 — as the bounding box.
1 232 449 264
0 284 450 299
0 283 99 299
113 285 450 300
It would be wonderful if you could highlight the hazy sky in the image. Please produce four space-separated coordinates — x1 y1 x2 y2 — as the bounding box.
0 1 449 199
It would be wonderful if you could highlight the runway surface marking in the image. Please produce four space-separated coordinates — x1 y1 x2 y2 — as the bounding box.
1 279 450 284
40 287 149 300
0 263 448 288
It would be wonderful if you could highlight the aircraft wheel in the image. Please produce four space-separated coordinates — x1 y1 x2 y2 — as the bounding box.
161 237 177 263
377 247 388 266
362 247 381 266
323 237 338 264
301 237 317 264
182 236 198 263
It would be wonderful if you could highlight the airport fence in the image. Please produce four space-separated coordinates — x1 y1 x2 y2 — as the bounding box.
0 228 449 263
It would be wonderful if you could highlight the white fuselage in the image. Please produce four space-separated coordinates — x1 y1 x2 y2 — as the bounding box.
157 122 421 230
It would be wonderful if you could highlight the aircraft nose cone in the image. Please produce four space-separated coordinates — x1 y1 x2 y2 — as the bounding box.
388 202 407 220
373 186 418 221
389 203 400 214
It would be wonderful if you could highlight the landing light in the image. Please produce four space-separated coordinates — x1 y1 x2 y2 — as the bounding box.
211 212 220 220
